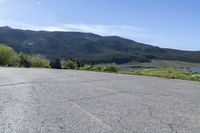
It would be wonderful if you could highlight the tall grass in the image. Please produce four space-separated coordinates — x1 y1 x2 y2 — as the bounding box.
122 68 200 81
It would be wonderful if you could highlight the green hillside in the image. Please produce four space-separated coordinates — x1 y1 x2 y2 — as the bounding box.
0 26 200 64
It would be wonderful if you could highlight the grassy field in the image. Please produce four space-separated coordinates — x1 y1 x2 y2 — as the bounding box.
121 68 200 82
120 60 200 68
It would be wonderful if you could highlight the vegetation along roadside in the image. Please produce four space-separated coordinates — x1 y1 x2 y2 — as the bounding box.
0 44 199 82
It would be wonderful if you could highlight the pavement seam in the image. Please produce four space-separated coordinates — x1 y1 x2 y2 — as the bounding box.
69 101 112 131
0 78 124 88
69 92 120 102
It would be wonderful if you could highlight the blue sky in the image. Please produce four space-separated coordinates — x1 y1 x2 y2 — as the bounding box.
0 0 199 50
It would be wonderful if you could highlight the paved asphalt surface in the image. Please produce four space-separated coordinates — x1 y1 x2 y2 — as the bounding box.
0 67 200 133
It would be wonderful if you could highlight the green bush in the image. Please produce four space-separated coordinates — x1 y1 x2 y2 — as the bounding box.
80 64 118 72
0 44 15 66
28 54 50 68
90 66 102 71
62 60 77 69
80 65 102 71
79 65 92 70
18 53 31 67
102 64 118 72
0 44 119 72
9 53 20 66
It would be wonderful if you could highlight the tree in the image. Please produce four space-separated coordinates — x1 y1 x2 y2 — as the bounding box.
0 44 15 66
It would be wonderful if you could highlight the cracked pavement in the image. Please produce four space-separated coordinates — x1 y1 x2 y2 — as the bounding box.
0 67 200 133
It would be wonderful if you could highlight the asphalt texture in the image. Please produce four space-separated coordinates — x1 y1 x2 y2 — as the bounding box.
0 67 200 133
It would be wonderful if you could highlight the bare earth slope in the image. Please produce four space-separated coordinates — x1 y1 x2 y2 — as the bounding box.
0 68 200 133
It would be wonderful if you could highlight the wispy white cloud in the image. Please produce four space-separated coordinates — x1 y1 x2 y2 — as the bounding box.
0 21 160 44
37 24 157 43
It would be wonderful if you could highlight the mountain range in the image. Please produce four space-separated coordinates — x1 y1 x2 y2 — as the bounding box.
0 26 200 64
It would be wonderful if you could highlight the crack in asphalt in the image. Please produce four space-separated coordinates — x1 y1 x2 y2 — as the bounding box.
0 81 185 133
146 106 178 133
66 88 180 132
116 111 137 132
0 70 200 133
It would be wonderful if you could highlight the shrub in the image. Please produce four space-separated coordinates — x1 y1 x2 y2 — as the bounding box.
80 64 118 72
90 66 102 71
62 59 84 69
19 53 31 67
0 44 15 66
79 65 92 70
28 54 50 68
8 53 20 66
62 60 76 69
102 64 118 72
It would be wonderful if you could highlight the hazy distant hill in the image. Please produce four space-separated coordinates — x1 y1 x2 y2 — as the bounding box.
0 26 200 64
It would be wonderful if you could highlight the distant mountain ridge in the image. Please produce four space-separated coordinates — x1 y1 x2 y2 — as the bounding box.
0 26 200 64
